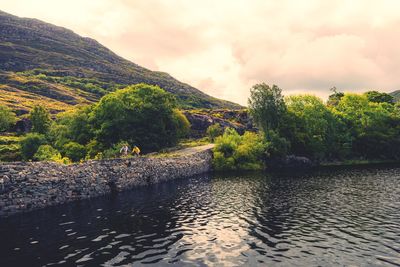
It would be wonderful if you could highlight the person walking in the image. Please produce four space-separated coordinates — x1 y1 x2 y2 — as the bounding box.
132 145 141 157
120 144 129 157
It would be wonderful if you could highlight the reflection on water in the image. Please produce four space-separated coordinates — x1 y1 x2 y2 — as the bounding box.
0 165 399 266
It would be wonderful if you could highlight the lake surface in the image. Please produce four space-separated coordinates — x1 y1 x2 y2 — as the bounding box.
0 165 399 266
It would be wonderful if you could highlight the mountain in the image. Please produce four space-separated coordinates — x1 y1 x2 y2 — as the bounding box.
390 90 400 102
0 10 241 114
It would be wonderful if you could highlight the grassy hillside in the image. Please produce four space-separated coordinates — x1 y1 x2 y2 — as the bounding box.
0 10 241 113
390 90 400 102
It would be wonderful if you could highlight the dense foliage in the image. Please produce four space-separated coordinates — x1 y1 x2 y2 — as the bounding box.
90 84 190 152
11 84 191 163
0 105 16 132
29 105 52 134
250 85 400 162
214 84 400 170
20 133 47 161
248 83 286 137
213 128 267 170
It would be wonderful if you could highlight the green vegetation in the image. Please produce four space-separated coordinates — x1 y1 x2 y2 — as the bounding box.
206 123 223 142
213 83 400 170
213 128 267 170
0 135 21 161
34 145 61 161
5 84 191 163
90 84 190 152
0 105 16 132
20 133 47 161
364 91 394 104
248 83 286 138
29 105 52 134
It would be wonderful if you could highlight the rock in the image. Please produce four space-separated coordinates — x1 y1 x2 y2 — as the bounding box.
183 110 254 138
11 118 32 133
267 155 314 170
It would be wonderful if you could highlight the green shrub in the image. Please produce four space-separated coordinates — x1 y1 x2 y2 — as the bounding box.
62 142 86 162
34 145 62 161
206 123 223 142
172 109 191 139
20 133 47 160
212 128 267 171
0 105 17 132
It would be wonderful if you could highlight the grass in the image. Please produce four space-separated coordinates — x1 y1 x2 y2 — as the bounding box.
0 135 22 161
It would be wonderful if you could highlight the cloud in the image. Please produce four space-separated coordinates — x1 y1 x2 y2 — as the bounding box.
2 0 400 105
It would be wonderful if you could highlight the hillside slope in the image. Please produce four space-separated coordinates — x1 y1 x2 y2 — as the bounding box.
0 10 241 113
390 90 400 102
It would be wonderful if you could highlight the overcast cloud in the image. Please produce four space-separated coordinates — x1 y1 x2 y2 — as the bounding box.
2 0 400 104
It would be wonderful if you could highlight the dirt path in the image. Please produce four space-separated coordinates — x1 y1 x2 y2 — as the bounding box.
147 144 215 158
173 144 215 156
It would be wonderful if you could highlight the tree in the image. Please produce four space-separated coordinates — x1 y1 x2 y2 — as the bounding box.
364 91 394 104
50 106 94 149
29 105 51 134
20 133 47 160
248 83 287 137
90 83 188 152
285 95 346 159
0 105 17 132
327 92 344 107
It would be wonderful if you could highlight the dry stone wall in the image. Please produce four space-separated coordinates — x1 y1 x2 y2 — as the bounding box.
0 149 212 217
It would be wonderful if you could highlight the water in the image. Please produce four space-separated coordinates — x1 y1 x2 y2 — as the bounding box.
0 165 399 266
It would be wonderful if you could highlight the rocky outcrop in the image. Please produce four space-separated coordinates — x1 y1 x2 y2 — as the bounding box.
184 109 255 138
0 148 212 217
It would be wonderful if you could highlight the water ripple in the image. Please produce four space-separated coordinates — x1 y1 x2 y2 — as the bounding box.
0 165 399 266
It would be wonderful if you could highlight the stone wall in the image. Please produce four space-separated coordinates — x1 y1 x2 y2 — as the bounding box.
0 149 212 217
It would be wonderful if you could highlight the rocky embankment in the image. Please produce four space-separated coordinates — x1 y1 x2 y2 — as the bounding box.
0 146 213 217
184 109 255 137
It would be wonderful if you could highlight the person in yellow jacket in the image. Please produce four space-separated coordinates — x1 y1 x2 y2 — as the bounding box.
132 145 141 157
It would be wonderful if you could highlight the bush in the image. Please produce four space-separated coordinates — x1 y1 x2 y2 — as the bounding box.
20 133 47 160
172 109 191 139
0 105 17 132
29 105 51 134
212 128 267 170
62 142 86 162
206 123 223 142
34 145 62 161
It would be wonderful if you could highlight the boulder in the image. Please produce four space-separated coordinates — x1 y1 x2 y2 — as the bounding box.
267 155 314 170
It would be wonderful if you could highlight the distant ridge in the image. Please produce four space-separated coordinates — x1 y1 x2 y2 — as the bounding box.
0 10 241 113
389 90 400 102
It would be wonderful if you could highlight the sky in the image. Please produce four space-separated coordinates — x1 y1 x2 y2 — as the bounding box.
2 0 400 105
